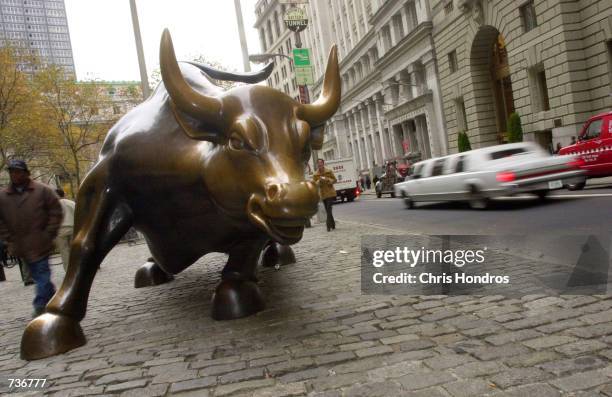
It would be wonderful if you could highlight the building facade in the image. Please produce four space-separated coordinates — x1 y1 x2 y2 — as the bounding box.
0 0 75 75
301 0 448 177
433 0 612 152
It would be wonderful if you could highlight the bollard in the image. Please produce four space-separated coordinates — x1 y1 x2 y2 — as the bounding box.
0 264 5 282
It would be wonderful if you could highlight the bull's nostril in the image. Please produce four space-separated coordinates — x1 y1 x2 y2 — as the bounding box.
266 184 280 201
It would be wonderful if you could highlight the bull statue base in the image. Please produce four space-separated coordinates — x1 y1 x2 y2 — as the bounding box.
20 29 340 360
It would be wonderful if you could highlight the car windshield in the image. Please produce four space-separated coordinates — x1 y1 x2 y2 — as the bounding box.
488 147 529 160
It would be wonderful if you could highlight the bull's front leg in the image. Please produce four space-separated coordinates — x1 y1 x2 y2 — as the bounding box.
20 168 133 360
212 237 268 320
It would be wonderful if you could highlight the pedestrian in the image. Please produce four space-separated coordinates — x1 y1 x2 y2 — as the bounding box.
555 142 562 154
571 136 577 145
55 188 75 271
0 160 62 317
373 174 379 185
360 176 366 191
365 175 371 190
313 158 337 232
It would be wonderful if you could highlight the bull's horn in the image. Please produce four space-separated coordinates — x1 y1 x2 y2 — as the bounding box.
297 45 341 127
160 29 223 128
185 61 274 84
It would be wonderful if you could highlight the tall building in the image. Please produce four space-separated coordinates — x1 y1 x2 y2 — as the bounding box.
0 0 75 75
432 0 612 152
304 0 448 177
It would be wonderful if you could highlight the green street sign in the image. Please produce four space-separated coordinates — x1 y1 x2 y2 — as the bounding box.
293 48 311 67
295 65 314 85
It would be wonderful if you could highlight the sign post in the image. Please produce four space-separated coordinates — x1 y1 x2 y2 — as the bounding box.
283 7 308 33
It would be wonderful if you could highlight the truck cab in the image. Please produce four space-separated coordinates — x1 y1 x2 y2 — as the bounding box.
558 111 612 190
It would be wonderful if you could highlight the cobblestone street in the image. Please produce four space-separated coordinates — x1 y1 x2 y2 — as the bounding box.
1 220 611 396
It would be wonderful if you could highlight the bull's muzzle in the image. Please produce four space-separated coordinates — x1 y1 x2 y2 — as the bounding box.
247 181 319 244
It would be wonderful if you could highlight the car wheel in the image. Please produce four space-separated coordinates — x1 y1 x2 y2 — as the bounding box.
567 181 586 191
468 186 489 210
404 196 414 209
390 192 396 198
348 196 354 202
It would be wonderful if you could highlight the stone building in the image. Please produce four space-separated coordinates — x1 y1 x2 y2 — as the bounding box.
300 0 448 177
433 0 612 152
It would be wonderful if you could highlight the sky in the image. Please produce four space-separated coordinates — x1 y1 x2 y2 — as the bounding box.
64 0 262 82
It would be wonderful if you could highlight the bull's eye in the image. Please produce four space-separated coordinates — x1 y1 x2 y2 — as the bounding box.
229 133 248 151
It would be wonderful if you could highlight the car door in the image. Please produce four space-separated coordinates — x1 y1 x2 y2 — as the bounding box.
579 117 605 175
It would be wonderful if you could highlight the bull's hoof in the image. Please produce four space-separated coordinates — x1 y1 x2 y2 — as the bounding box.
211 279 265 320
21 313 86 360
134 259 174 288
261 243 296 268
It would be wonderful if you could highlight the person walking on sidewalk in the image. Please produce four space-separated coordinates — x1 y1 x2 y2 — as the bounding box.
313 158 337 232
0 160 62 317
55 188 75 271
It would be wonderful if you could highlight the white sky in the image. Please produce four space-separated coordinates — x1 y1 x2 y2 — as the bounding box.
64 0 262 82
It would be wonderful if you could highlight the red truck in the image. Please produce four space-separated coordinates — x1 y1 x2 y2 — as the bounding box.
558 110 612 190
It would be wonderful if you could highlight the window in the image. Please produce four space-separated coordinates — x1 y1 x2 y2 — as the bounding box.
411 164 423 178
404 2 418 32
520 1 537 33
583 119 603 140
448 50 458 73
489 148 527 160
392 14 404 41
444 1 454 15
606 40 612 91
455 99 468 131
537 70 550 111
430 159 446 176
454 156 465 173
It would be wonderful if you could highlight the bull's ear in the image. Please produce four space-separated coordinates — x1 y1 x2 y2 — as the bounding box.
170 102 223 143
310 125 324 150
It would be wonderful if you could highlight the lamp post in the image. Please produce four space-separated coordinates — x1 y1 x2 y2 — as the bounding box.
129 0 150 99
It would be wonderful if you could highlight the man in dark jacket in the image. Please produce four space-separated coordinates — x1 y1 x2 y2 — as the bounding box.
0 160 62 316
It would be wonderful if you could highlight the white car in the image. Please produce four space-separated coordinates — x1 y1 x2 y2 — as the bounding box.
394 142 586 209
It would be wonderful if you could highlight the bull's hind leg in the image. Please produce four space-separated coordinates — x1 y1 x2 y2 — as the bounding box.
134 257 174 288
21 167 133 360
212 237 268 320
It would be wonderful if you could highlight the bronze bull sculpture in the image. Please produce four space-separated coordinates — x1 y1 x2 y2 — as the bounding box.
21 29 340 360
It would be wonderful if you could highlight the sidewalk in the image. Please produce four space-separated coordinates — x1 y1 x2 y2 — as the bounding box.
1 222 611 396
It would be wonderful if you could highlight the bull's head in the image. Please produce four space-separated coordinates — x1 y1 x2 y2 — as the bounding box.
160 29 340 245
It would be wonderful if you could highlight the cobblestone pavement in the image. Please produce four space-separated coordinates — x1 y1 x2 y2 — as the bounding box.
1 221 611 396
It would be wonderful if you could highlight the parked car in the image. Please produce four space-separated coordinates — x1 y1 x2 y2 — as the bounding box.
394 142 586 209
558 110 612 190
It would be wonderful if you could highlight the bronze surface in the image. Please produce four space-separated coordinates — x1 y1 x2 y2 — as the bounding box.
20 29 340 360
